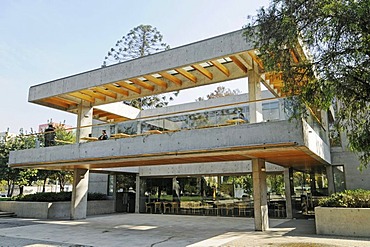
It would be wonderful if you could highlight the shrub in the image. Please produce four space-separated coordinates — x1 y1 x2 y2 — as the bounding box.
318 189 370 208
13 192 108 202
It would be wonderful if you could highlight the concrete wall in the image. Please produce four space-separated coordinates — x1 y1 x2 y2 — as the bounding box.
302 119 331 164
139 160 284 177
0 200 115 219
331 149 370 190
315 207 370 237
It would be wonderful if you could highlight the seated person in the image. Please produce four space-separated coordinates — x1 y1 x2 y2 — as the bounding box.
98 130 108 140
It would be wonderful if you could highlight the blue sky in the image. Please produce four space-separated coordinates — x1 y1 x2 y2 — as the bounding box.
0 0 268 133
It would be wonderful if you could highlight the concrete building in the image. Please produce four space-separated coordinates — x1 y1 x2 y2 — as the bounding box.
8 29 369 231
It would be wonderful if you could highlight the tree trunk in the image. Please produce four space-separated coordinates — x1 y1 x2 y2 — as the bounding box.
42 177 47 193
19 185 24 195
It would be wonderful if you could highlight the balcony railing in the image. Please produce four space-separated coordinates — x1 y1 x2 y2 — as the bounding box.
14 97 328 149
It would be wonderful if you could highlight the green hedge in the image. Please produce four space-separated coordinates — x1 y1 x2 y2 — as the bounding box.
13 192 108 202
318 189 370 208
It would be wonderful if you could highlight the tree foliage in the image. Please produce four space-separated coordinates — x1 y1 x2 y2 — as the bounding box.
0 123 75 196
103 24 169 66
196 86 241 101
103 24 176 109
244 0 370 168
0 130 38 196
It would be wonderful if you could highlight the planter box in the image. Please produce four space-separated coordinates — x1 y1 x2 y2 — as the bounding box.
0 200 115 219
315 207 370 237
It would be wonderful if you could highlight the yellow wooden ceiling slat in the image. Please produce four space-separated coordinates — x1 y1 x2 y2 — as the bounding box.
230 56 248 73
247 51 264 70
290 49 299 63
143 75 167 89
69 92 95 103
210 60 230 77
115 81 141 94
81 89 106 101
129 78 155 91
191 64 213 80
42 98 70 109
93 87 117 99
104 84 129 96
54 96 79 105
175 68 197 83
158 72 182 86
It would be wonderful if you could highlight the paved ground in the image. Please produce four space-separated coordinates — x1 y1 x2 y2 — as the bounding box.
0 214 369 247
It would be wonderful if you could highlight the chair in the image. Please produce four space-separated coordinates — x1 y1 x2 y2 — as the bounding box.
154 202 162 213
171 202 179 214
145 202 153 213
163 202 172 214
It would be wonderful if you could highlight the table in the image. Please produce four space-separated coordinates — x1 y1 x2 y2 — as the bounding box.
80 137 99 142
143 130 162 135
226 119 246 125
111 133 131 139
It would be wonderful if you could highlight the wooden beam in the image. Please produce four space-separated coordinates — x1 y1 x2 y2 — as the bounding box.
81 89 106 101
130 78 155 91
104 84 129 96
54 96 79 106
42 98 70 109
175 68 197 83
247 51 264 70
290 49 299 63
191 64 213 80
158 72 182 86
143 75 167 89
69 92 95 103
230 56 248 73
115 81 141 94
93 87 117 99
210 60 230 77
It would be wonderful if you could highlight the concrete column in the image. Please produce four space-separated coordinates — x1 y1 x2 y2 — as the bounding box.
71 168 89 220
284 168 293 219
135 174 140 213
76 103 93 142
248 71 263 123
326 166 335 194
252 158 269 231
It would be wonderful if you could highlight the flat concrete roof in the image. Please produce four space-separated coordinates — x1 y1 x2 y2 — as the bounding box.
28 29 305 121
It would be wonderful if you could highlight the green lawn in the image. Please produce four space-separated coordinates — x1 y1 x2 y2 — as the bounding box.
0 197 10 201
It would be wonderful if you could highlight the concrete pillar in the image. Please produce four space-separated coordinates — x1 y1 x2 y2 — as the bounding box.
76 103 93 142
71 168 89 220
326 166 335 194
284 168 293 219
135 174 140 213
248 71 263 123
252 158 269 231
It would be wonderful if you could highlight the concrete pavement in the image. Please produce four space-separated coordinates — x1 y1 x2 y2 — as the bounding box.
0 214 369 247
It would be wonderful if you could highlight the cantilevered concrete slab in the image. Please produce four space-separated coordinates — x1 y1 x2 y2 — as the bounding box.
9 119 330 170
28 29 305 116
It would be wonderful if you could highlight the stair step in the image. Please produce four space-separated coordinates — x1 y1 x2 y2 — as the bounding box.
0 211 16 217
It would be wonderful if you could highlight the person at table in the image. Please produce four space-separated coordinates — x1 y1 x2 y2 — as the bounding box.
98 130 108 140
